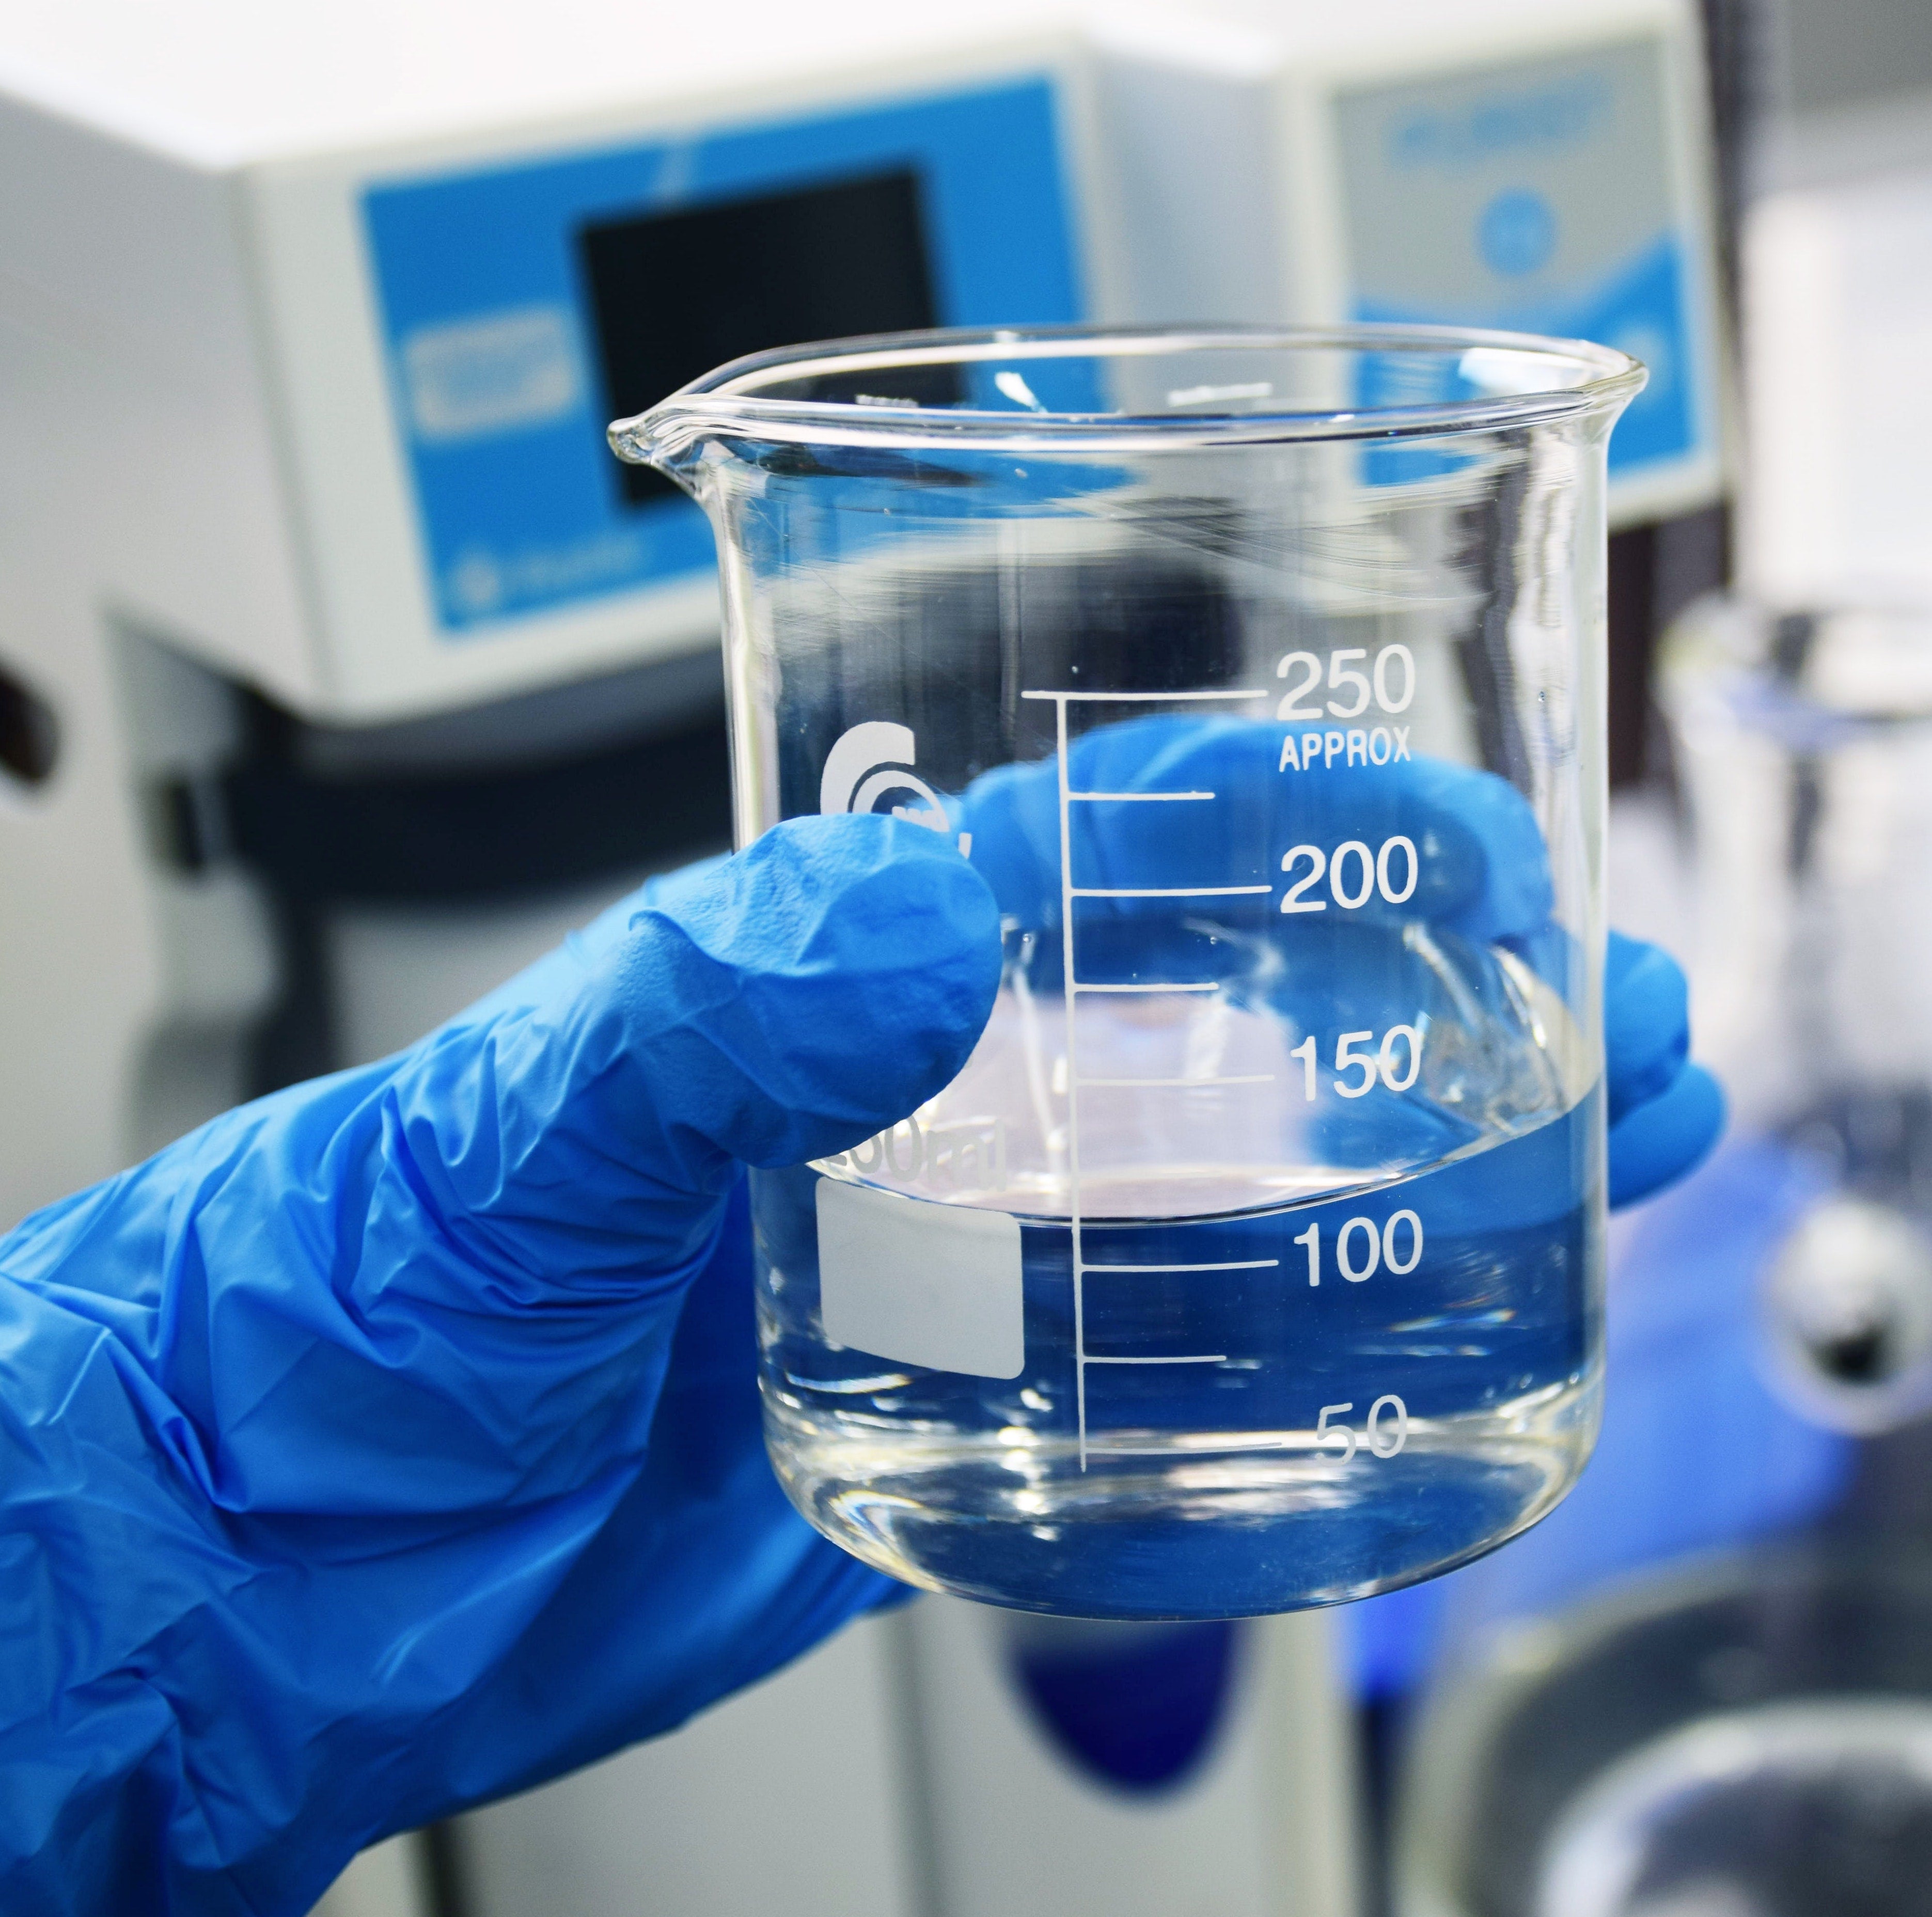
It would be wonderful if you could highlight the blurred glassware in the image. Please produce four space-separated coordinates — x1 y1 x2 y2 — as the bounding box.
1396 1549 1932 1917
1663 596 1932 1436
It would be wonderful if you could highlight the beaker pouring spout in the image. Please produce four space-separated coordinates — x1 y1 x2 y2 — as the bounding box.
606 406 713 500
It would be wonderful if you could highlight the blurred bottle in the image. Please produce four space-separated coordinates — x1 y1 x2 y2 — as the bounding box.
1666 598 1932 1439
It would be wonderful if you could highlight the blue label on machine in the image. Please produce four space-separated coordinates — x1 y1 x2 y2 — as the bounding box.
1333 37 1715 493
1356 232 1696 481
363 77 1085 635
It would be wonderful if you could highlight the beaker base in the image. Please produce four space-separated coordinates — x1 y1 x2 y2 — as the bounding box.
765 1375 1600 1620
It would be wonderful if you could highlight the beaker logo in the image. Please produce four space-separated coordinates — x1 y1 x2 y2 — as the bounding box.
819 721 950 834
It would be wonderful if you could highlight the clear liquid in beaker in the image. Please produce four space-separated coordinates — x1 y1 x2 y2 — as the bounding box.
756 929 1601 1620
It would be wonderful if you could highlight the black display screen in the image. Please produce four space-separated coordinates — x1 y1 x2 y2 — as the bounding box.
579 167 952 506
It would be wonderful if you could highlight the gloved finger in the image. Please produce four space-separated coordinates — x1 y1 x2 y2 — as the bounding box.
390 811 1003 1285
956 713 1553 946
1605 930 1691 1125
1608 1062 1725 1208
446 852 733 1033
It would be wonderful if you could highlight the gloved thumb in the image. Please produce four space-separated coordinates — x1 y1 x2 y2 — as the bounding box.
386 812 1003 1286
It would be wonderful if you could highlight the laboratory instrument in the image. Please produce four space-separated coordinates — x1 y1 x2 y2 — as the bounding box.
1110 0 1728 529
617 321 1640 1620
0 0 1725 1908
1117 0 1735 793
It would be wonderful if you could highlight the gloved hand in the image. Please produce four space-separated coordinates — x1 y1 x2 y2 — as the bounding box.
0 766 1717 1915
0 814 998 1917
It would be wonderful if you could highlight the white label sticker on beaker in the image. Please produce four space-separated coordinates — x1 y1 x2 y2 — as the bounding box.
816 1179 1024 1379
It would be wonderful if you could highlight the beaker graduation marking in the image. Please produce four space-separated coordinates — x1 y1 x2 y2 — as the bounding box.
1084 1355 1230 1364
1022 686 1283 1468
1069 981 1220 994
1082 1261 1280 1274
1070 789 1215 802
1071 885 1274 899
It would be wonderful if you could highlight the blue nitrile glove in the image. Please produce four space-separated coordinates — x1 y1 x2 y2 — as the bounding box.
1606 928 1725 1206
0 813 999 1917
0 747 1715 1914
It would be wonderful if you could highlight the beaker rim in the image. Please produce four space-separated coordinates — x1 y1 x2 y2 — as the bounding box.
609 322 1645 463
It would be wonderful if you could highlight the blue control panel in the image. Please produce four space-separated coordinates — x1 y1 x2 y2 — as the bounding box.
364 77 1085 635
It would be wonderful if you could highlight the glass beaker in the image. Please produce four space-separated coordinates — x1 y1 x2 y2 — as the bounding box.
613 324 1641 1619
